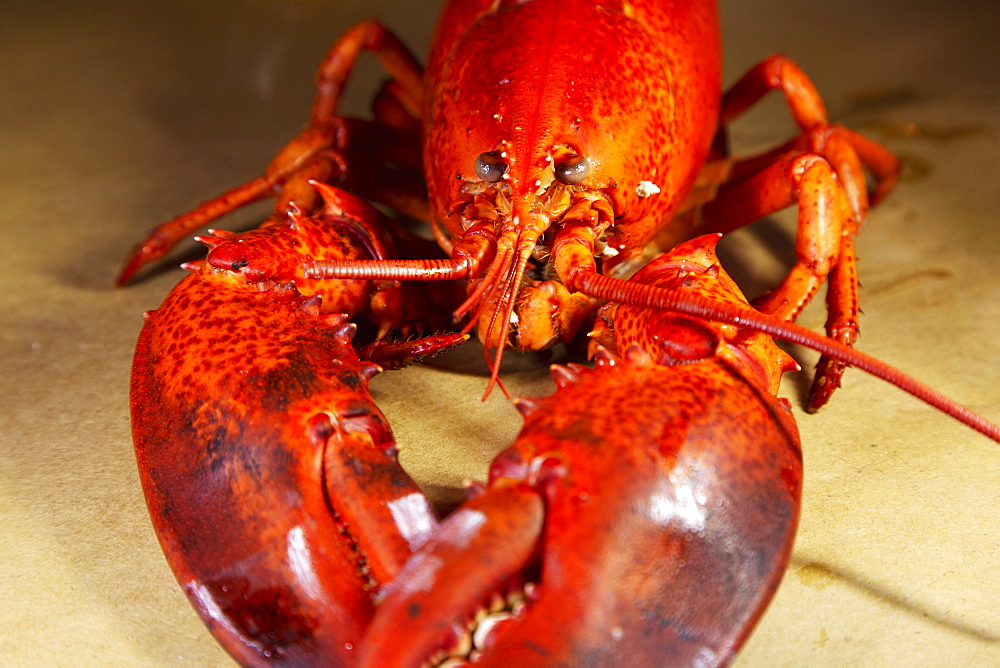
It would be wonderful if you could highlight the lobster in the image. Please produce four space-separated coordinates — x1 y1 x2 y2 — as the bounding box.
122 0 1000 665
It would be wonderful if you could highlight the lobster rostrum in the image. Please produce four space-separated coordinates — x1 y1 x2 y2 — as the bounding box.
122 0 1000 665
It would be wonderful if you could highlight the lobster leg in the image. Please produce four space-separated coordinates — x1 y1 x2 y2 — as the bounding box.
702 152 853 325
719 53 899 209
700 54 900 409
118 20 426 285
702 148 859 411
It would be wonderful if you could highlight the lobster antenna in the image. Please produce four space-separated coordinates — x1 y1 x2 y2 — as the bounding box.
574 270 1000 444
305 248 1000 441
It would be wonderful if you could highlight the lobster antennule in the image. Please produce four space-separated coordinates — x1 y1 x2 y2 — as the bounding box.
477 219 547 398
569 257 1000 443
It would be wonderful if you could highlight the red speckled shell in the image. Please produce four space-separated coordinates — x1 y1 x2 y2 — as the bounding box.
130 267 438 664
423 0 720 253
482 356 801 664
354 352 801 665
131 273 378 664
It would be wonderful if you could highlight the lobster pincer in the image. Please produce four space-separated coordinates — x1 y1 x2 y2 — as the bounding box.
354 237 803 666
130 186 464 664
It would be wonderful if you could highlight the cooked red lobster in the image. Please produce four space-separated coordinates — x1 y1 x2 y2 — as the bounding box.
123 1 1000 664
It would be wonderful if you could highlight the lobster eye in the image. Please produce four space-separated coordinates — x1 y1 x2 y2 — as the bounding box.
474 151 507 182
555 155 589 185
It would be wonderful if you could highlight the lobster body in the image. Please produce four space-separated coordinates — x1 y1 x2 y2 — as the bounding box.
377 0 723 358
121 0 1000 664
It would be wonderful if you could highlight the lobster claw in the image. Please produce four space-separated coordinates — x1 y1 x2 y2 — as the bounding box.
130 185 465 665
359 347 802 666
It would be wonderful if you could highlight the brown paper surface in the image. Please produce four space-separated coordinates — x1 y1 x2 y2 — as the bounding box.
2 1 997 664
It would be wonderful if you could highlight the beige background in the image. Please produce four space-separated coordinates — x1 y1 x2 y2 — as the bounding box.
3 0 998 665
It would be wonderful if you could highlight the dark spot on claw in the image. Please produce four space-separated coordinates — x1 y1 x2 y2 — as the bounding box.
521 640 550 657
232 260 249 270
408 602 421 619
